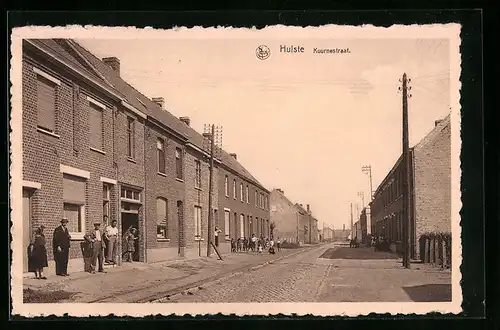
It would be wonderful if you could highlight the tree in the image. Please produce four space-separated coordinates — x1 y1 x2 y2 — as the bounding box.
270 222 276 240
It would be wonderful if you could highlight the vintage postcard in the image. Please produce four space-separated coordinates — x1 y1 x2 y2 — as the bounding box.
10 24 462 317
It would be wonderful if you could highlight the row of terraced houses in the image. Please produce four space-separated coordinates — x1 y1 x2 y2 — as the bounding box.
21 39 272 273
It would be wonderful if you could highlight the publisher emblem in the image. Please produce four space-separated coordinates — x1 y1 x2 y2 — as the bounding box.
256 45 271 60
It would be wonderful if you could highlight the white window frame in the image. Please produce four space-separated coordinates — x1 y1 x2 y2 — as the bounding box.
233 179 237 199
195 160 201 189
157 138 166 174
156 197 169 241
63 203 86 240
224 209 231 240
121 187 141 203
246 185 249 203
224 176 229 197
194 205 202 238
239 214 245 238
103 184 110 223
240 183 244 202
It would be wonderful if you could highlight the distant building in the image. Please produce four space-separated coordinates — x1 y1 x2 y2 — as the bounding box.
359 206 371 244
370 115 451 258
333 229 351 241
270 189 319 244
322 227 334 242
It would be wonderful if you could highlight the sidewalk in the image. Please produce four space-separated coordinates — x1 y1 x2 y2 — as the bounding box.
23 247 310 303
316 247 452 302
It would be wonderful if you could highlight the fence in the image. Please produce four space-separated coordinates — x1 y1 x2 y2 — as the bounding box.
418 232 452 269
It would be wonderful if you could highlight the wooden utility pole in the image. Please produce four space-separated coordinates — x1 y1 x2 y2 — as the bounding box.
206 124 215 257
401 73 412 269
362 165 373 200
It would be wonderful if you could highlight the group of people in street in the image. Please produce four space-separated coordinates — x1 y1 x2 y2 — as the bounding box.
230 233 282 254
27 215 139 279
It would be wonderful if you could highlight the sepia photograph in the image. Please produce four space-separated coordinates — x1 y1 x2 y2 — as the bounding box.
10 24 462 317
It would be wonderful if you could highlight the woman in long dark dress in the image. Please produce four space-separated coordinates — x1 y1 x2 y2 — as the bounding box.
27 225 49 279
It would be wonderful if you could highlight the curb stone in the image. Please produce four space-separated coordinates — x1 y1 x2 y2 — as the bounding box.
151 247 315 303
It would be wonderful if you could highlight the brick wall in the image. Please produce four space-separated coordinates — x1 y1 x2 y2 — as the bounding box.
413 121 451 259
270 190 298 243
143 124 186 260
218 168 270 244
22 54 117 261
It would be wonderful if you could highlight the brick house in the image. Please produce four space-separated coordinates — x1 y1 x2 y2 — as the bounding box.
359 206 371 244
218 153 270 254
370 115 451 258
270 188 299 243
295 203 315 244
21 39 129 273
21 38 267 272
70 41 220 262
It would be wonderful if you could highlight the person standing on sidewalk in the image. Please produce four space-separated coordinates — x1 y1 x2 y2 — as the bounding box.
124 228 138 262
52 217 71 276
276 237 281 252
28 225 48 279
105 220 118 264
84 223 105 273
214 226 222 247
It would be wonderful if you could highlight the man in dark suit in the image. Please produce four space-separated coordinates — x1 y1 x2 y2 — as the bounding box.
52 217 71 276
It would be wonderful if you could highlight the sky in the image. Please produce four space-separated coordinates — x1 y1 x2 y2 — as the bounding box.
77 36 451 231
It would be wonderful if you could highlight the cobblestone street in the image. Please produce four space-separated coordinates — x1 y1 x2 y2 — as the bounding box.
163 244 452 303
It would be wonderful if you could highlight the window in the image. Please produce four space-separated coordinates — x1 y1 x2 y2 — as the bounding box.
121 187 141 202
156 198 169 240
246 186 249 203
233 179 237 199
194 206 202 238
157 138 165 174
224 176 229 196
103 184 110 221
195 160 201 188
36 75 57 132
240 183 244 202
89 102 103 150
175 148 183 179
239 214 245 238
63 174 86 236
255 190 258 206
224 210 230 239
127 117 135 158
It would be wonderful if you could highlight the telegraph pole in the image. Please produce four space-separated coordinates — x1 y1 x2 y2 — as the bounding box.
203 124 222 258
399 73 412 269
361 165 373 201
357 191 365 208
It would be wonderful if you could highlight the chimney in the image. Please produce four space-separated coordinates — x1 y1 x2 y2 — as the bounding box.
435 119 443 127
276 188 283 194
229 153 237 160
343 224 345 231
179 116 191 126
102 57 120 76
152 97 165 109
307 204 310 214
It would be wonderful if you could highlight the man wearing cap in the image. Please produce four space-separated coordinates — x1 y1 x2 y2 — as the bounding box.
52 217 71 276
84 222 105 273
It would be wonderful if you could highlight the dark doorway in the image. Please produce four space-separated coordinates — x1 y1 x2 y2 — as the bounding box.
23 189 33 273
121 212 139 262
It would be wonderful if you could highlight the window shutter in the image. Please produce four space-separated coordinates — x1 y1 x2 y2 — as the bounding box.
63 174 86 204
88 103 103 149
37 76 56 132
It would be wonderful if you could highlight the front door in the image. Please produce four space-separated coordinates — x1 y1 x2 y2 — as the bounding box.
23 189 32 272
121 212 139 261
